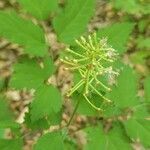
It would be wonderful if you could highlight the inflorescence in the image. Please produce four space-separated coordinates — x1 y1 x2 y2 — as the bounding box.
61 33 119 111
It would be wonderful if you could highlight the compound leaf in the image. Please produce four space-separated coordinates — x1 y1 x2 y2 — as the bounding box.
84 124 132 150
53 0 96 44
24 112 50 130
31 84 62 122
25 109 62 130
0 139 23 150
97 22 134 54
33 132 64 150
107 65 139 108
10 56 55 90
17 0 58 20
124 119 150 147
123 105 150 147
0 11 47 56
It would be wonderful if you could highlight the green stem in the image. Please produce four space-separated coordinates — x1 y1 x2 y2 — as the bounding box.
66 97 80 127
85 69 90 94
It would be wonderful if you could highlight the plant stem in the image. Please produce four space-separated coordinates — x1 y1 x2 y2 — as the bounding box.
66 97 80 127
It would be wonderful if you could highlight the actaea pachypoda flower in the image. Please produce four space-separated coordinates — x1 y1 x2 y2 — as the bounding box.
61 33 119 111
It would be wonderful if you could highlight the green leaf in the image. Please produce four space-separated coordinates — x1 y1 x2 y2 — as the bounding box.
103 105 122 118
33 132 64 150
0 96 13 121
53 0 96 44
31 84 62 121
130 50 150 65
10 56 55 90
47 111 62 125
0 11 47 56
123 105 150 147
0 96 20 129
24 112 50 130
17 0 58 20
137 37 150 49
107 65 139 108
138 19 148 33
72 92 102 116
144 76 150 102
0 139 23 150
97 22 134 54
64 139 77 150
112 0 141 14
0 121 20 129
112 0 150 14
84 124 132 150
124 119 150 147
0 129 4 139
25 109 62 130
132 103 150 119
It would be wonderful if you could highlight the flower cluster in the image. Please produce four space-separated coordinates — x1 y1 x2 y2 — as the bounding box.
61 33 119 111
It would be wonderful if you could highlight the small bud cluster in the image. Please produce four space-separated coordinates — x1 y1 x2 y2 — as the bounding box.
60 33 119 111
